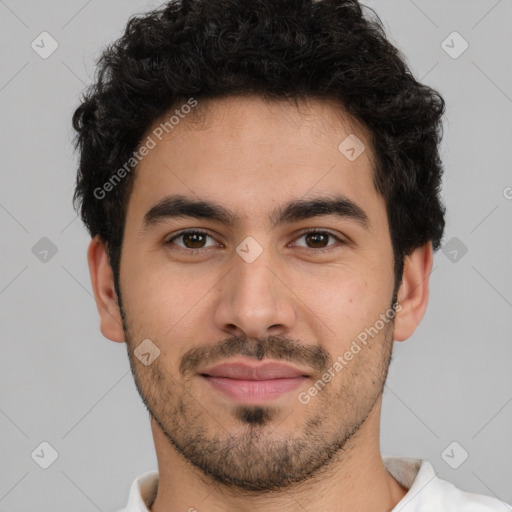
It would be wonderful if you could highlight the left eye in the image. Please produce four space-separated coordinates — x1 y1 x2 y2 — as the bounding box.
293 230 341 250
165 230 342 252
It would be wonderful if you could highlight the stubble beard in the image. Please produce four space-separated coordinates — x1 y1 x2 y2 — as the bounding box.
123 320 394 492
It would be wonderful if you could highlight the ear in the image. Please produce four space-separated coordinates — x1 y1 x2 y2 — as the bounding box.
87 236 125 343
393 241 433 342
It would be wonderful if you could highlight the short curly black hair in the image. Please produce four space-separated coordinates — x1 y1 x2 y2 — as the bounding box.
72 0 446 298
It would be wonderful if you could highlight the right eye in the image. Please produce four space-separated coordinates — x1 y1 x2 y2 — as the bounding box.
164 230 219 253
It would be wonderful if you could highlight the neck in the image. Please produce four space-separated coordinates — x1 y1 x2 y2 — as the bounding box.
149 401 408 512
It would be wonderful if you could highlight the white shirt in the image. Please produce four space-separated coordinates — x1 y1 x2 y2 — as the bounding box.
116 457 511 511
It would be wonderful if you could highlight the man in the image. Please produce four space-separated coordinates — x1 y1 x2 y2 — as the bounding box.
72 0 509 510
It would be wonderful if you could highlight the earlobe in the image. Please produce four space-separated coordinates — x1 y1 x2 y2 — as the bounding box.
393 241 433 342
87 236 126 343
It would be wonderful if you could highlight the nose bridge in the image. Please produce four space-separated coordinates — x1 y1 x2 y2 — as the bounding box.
234 244 276 299
214 241 296 338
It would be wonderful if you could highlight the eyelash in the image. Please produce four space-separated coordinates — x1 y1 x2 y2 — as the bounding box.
164 228 346 255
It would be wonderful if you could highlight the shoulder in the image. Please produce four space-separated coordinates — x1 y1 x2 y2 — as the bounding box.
115 470 159 512
384 457 510 512
430 475 511 511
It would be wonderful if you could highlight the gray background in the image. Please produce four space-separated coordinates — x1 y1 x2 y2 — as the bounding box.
1 0 511 510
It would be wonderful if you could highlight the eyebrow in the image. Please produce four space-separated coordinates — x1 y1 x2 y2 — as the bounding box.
141 193 370 232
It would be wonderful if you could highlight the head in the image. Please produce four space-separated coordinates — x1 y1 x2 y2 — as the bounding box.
73 0 445 492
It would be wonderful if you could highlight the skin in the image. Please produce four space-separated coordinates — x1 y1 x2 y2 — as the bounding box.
88 95 433 512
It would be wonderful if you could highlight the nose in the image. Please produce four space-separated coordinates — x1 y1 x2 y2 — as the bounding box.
213 245 297 341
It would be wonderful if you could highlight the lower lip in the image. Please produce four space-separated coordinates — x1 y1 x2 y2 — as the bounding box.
201 376 307 404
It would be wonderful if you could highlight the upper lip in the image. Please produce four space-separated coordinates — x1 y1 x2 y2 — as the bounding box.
200 360 309 380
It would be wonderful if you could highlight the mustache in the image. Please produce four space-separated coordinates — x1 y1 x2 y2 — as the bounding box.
179 335 332 377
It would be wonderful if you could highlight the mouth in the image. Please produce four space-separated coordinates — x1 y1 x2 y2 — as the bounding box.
199 359 310 404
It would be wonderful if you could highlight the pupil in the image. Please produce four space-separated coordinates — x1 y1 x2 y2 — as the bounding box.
307 233 327 248
185 233 205 248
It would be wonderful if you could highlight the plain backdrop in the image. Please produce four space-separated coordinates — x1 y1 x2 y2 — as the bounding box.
0 0 511 510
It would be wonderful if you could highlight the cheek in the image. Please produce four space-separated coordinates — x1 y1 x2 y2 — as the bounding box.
303 264 391 322
299 271 394 363
120 258 173 339
121 259 216 343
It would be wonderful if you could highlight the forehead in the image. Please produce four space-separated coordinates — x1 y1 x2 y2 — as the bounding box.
126 94 384 229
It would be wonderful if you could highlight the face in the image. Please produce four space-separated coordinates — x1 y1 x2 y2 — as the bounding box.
117 95 397 490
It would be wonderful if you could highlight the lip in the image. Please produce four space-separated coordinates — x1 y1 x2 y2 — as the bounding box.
199 359 310 404
201 360 309 380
